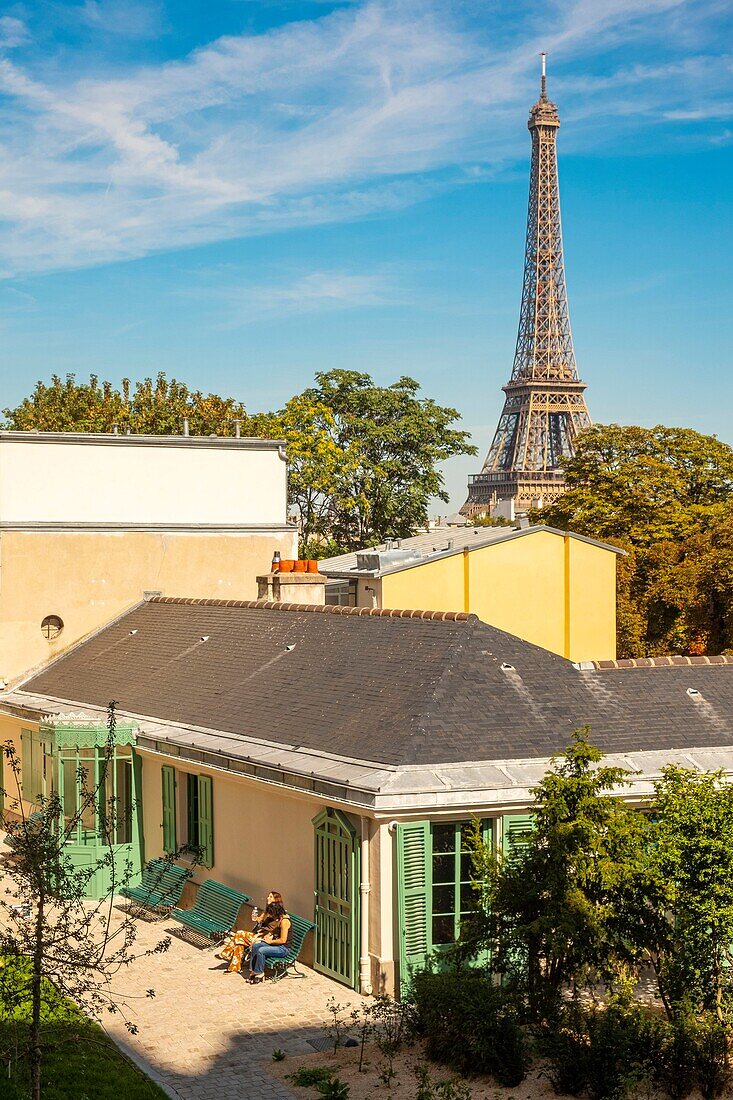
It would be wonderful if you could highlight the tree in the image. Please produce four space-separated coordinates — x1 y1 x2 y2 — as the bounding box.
0 703 184 1100
539 425 733 657
463 729 644 1021
254 370 476 549
623 767 733 1027
3 373 248 437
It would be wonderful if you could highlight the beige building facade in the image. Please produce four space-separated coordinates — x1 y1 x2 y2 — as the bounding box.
0 431 297 684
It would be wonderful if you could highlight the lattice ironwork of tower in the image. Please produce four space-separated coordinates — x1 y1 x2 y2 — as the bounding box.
462 55 591 517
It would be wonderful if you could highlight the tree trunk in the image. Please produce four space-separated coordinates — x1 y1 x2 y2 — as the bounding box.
30 889 44 1100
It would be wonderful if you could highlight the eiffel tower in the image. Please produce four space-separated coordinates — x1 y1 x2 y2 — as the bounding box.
462 54 591 517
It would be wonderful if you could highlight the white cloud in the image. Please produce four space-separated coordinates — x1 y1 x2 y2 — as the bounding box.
190 269 406 325
0 16 29 50
0 0 728 275
78 1 166 38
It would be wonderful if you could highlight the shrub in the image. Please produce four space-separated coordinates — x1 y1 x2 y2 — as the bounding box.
537 1001 592 1095
288 1066 335 1088
656 1017 698 1100
412 971 529 1087
692 1015 731 1100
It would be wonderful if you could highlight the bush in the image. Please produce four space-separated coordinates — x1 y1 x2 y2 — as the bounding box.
536 1001 592 1095
412 971 529 1087
692 1015 732 1100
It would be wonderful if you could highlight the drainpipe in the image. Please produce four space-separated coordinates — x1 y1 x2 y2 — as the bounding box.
359 817 373 994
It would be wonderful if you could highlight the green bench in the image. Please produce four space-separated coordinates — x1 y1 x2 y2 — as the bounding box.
4 811 44 852
265 912 316 982
120 858 190 914
170 880 250 943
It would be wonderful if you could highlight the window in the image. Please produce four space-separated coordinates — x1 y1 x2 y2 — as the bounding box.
325 581 357 607
59 744 134 846
430 820 492 947
41 615 64 640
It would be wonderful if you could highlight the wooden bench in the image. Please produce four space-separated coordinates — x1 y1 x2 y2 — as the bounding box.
120 858 190 914
170 880 250 943
265 912 316 982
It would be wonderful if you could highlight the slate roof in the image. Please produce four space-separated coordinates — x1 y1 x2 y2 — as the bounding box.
13 597 733 770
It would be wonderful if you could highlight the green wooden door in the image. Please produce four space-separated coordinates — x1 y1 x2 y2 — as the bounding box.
313 809 359 988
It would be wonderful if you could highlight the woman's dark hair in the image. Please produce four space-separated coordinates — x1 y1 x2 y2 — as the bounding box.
264 890 286 921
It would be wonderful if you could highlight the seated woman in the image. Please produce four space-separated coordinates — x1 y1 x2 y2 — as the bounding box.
215 891 285 975
247 893 291 984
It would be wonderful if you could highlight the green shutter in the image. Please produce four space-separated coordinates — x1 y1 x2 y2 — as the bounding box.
21 730 33 803
161 766 176 854
396 821 431 996
0 744 4 822
197 775 214 868
502 814 534 864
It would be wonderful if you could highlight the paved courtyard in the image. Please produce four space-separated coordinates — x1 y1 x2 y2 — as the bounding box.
102 902 367 1100
0 840 365 1100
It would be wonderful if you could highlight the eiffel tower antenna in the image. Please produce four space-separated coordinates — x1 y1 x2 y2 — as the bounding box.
462 53 592 517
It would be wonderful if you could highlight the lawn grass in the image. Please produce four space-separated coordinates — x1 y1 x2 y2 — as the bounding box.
0 957 167 1100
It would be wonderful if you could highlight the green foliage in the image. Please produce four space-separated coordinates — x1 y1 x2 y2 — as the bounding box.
288 1066 336 1088
538 1001 728 1100
3 373 248 436
414 1062 471 1100
643 768 733 1024
539 423 733 656
254 369 476 549
272 1048 286 1061
463 729 645 1019
412 971 529 1087
0 958 165 1099
316 1077 349 1100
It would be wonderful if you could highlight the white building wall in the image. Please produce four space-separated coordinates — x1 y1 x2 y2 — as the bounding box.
0 434 287 527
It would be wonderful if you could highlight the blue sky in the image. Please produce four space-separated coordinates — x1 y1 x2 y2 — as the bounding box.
0 0 731 508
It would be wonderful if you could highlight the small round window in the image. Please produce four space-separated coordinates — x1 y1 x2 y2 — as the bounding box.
41 615 64 641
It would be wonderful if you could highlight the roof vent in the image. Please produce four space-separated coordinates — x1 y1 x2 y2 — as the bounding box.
686 687 701 697
129 629 138 636
200 635 210 642
285 643 296 652
500 662 516 673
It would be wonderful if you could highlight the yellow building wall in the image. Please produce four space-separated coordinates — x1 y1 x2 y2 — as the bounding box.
139 751 386 977
380 531 616 662
0 711 31 820
0 528 298 685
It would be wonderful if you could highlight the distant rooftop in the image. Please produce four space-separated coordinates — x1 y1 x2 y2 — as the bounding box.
319 523 624 578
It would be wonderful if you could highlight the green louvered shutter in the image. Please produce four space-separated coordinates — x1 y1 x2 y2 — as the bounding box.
396 821 430 996
21 730 31 801
197 775 214 868
161 766 176 854
502 814 534 863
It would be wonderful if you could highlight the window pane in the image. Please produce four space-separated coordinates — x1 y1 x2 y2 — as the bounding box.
432 884 455 913
460 882 478 910
460 853 475 881
460 822 477 849
62 760 77 828
432 915 455 945
432 823 455 854
79 762 96 836
432 854 455 883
